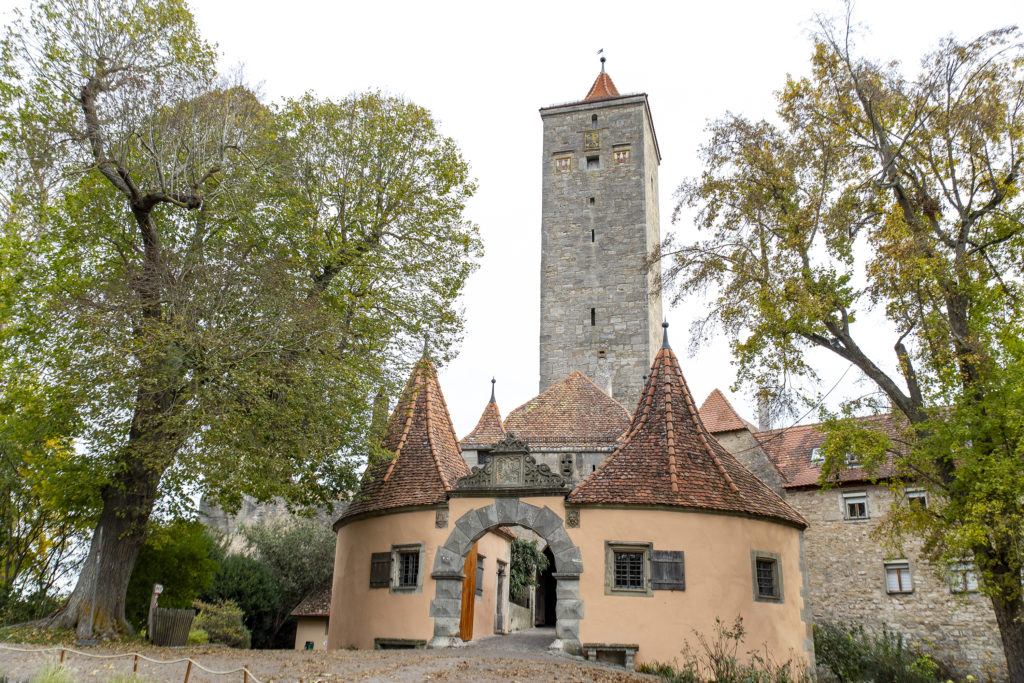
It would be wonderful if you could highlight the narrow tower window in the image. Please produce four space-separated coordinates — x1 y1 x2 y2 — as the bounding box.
587 156 600 170
590 308 596 326
591 114 598 129
589 197 595 205
591 229 595 243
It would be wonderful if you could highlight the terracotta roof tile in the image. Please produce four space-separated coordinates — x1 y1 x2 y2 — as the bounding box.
291 575 332 617
340 358 470 521
584 71 620 102
461 394 506 449
755 414 903 489
568 334 806 528
699 388 756 433
503 372 631 448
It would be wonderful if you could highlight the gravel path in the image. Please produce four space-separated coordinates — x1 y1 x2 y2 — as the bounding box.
0 631 654 682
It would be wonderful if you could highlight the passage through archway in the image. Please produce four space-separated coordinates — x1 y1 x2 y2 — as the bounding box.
428 499 583 654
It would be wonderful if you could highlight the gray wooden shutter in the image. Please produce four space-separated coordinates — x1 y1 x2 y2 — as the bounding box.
370 552 392 588
651 550 685 590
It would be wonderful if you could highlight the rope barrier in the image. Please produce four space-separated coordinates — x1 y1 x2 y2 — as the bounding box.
0 643 262 682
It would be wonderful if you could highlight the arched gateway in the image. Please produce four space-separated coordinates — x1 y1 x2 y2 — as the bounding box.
428 499 583 652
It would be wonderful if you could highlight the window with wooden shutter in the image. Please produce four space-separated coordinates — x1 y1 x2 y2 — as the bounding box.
369 552 391 588
651 550 685 591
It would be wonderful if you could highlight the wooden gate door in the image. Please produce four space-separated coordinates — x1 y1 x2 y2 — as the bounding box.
459 543 477 641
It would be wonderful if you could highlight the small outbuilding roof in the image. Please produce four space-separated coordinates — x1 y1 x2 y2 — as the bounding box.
568 327 807 528
339 357 470 523
699 388 756 433
503 372 631 449
291 575 332 617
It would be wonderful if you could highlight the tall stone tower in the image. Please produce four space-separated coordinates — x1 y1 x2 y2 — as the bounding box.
538 66 663 411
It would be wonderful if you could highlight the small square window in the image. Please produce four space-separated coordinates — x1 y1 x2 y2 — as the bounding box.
810 447 824 464
751 550 783 602
587 156 600 170
950 561 979 593
589 197 595 205
885 561 913 593
843 492 868 520
605 542 652 596
390 543 424 592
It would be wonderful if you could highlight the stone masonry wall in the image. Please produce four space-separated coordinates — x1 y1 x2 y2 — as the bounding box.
788 485 1006 678
539 95 661 410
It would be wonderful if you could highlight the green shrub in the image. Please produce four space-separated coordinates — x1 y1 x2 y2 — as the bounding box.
187 627 210 645
814 622 940 683
201 554 280 648
28 665 74 683
192 600 251 649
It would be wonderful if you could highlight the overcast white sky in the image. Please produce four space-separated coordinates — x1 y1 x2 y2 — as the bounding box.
6 0 1021 438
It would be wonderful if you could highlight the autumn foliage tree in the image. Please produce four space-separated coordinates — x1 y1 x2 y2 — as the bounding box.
0 0 480 637
665 11 1024 679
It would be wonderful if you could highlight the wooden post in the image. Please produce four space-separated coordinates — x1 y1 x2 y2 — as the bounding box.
183 659 193 683
134 653 139 672
243 666 249 683
59 647 65 664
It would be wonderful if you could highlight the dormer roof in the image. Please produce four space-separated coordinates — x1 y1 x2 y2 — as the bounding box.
568 331 807 528
339 357 470 523
699 388 757 433
503 372 631 449
461 392 506 450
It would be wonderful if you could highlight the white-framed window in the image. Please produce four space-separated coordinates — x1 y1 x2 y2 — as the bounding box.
950 561 980 593
843 491 868 520
390 543 424 593
885 560 913 593
844 450 860 467
810 447 824 464
905 489 928 508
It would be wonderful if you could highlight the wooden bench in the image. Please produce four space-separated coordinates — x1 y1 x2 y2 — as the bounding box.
582 642 639 670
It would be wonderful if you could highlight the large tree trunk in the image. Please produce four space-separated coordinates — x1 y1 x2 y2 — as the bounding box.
45 459 162 638
991 592 1024 683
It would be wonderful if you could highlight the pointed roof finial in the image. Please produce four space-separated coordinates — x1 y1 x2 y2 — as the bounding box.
421 333 431 358
490 377 496 403
661 321 671 349
598 48 606 72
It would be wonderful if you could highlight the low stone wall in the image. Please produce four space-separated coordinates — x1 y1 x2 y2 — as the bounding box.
509 602 533 633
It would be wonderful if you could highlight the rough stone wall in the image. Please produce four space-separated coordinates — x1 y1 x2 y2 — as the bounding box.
714 429 784 495
788 485 1006 677
538 95 662 410
199 495 340 554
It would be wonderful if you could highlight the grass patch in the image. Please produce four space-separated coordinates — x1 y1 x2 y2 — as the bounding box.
0 624 76 645
28 665 74 683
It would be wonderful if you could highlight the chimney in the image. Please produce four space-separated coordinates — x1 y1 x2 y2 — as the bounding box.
757 388 772 431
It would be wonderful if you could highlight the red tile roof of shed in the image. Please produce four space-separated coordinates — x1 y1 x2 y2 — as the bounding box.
461 398 506 449
291 575 332 617
699 388 756 433
568 337 806 528
503 372 631 448
340 358 470 521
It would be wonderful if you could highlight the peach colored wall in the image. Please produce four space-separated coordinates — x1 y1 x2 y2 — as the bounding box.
572 508 807 667
294 616 329 650
328 507 511 649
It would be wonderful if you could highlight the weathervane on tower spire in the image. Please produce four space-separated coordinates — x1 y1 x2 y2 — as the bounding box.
598 48 606 72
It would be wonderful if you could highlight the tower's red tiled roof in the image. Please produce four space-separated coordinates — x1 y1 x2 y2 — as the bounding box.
584 71 620 101
755 415 902 489
568 332 806 528
699 388 756 433
340 358 470 521
291 575 332 617
461 397 506 449
503 372 631 448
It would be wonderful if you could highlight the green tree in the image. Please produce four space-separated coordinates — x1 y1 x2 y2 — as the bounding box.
202 554 281 649
124 520 219 631
241 517 334 646
0 0 479 637
509 538 549 602
665 10 1024 678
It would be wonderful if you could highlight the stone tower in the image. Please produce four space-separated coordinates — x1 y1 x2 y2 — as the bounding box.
538 67 663 411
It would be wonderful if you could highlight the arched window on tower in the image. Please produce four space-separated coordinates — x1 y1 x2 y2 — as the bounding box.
591 114 598 129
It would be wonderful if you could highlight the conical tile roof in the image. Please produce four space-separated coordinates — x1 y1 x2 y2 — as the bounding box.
461 382 506 449
504 372 631 448
568 329 807 528
584 71 621 101
340 357 470 521
699 388 756 433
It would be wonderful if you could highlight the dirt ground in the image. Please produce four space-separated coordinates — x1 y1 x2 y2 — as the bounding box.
0 630 655 682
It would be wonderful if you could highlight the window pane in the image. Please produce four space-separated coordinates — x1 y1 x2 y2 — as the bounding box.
614 551 643 589
886 563 911 593
399 552 419 587
756 559 776 597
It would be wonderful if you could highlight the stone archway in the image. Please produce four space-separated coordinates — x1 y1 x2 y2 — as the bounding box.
428 499 583 653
